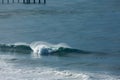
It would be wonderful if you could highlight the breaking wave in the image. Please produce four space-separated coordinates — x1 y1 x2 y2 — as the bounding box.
0 41 90 56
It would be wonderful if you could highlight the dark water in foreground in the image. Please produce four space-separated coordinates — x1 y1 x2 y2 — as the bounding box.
0 0 120 80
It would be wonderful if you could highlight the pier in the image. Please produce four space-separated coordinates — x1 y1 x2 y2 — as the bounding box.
0 0 46 4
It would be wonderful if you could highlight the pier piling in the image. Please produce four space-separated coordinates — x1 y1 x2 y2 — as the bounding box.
2 0 4 4
44 0 46 4
12 0 14 3
23 0 25 3
18 0 19 3
7 0 9 4
39 0 41 4
33 0 35 4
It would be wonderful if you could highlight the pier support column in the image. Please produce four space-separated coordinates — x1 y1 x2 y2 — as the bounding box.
2 0 4 4
18 0 20 3
7 0 9 4
26 0 30 4
12 0 14 3
39 0 41 4
33 0 35 4
23 0 25 3
44 0 46 4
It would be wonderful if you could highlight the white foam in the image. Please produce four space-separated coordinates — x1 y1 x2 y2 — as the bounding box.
30 41 71 56
14 42 29 46
0 64 119 80
0 57 119 80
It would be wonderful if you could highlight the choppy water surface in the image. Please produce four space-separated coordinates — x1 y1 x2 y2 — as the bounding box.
0 0 120 80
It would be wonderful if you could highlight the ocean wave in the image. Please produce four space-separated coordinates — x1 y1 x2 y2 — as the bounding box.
0 41 91 56
0 43 32 54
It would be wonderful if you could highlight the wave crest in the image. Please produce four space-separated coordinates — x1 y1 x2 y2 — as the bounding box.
0 43 32 54
30 41 71 55
0 41 90 56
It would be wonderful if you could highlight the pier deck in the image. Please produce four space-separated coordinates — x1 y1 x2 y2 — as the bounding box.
0 0 46 4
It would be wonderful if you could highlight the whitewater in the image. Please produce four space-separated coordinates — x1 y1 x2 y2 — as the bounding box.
0 41 119 80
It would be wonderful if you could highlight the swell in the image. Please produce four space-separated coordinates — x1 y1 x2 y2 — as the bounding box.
51 47 91 56
0 44 32 54
0 42 104 56
0 44 88 54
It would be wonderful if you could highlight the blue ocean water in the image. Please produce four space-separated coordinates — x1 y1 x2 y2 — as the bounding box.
0 0 120 80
